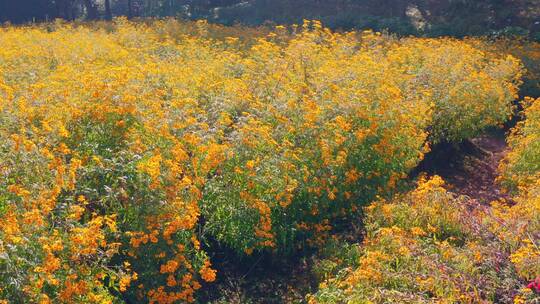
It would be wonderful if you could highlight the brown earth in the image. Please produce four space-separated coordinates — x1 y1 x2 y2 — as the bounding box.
414 130 513 205
443 134 513 204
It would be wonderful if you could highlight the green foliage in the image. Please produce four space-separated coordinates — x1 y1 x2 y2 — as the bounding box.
309 177 522 304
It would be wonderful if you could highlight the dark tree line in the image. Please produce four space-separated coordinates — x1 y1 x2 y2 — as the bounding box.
1 0 539 38
0 0 95 23
0 0 235 22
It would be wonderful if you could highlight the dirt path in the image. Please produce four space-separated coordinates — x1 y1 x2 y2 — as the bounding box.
436 133 513 204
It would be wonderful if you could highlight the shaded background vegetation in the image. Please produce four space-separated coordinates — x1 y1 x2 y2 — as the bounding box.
1 0 540 39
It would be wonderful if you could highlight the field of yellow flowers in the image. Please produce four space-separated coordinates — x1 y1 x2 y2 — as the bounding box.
0 18 537 303
310 97 540 304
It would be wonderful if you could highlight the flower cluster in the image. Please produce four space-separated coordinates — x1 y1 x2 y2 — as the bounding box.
470 37 540 97
0 18 525 303
528 278 540 294
499 97 540 192
311 98 540 304
493 97 540 303
310 176 522 303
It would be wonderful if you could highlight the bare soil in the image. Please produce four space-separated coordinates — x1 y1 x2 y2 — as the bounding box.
444 134 513 204
415 130 512 204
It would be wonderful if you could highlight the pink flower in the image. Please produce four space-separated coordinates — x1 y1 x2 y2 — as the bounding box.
527 277 540 293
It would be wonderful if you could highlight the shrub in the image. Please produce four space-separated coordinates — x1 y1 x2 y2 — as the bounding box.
201 26 431 254
309 176 523 304
0 20 223 303
492 97 540 303
201 26 523 255
0 19 526 303
499 97 540 192
388 38 523 143
477 38 540 98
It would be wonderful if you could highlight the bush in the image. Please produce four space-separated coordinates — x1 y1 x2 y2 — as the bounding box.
201 26 431 254
472 37 540 99
388 38 523 143
0 19 526 303
499 97 540 192
310 100 540 302
492 97 540 302
0 20 222 303
201 26 523 255
309 177 525 304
